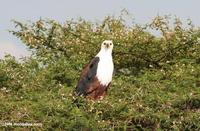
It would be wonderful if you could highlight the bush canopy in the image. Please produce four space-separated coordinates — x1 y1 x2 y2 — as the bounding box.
1 13 200 130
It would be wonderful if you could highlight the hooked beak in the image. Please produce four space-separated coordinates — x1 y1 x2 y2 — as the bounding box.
106 44 109 48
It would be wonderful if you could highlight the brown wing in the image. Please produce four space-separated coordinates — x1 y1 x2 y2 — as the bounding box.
74 57 100 96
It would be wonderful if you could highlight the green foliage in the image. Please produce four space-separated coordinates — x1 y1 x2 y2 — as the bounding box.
1 13 200 130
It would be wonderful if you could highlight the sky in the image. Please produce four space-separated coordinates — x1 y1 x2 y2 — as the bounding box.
0 0 200 59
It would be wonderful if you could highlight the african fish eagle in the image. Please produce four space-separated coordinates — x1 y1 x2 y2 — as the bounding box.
74 40 114 100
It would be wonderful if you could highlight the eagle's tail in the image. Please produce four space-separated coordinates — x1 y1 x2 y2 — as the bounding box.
72 91 84 108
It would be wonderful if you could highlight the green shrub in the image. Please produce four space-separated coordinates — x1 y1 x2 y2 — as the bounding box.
0 13 200 130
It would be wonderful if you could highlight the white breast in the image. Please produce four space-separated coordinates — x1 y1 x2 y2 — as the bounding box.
96 55 114 86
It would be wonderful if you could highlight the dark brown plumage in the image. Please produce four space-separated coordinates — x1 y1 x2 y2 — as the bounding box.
74 40 114 100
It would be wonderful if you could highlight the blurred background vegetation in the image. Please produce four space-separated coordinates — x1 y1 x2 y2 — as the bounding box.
1 12 200 130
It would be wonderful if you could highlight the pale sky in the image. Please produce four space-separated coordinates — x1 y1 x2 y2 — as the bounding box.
0 0 200 59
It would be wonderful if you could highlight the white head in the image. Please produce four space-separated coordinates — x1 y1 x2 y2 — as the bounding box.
96 40 114 86
100 40 113 52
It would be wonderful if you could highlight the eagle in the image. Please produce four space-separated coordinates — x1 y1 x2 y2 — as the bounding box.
74 40 114 100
